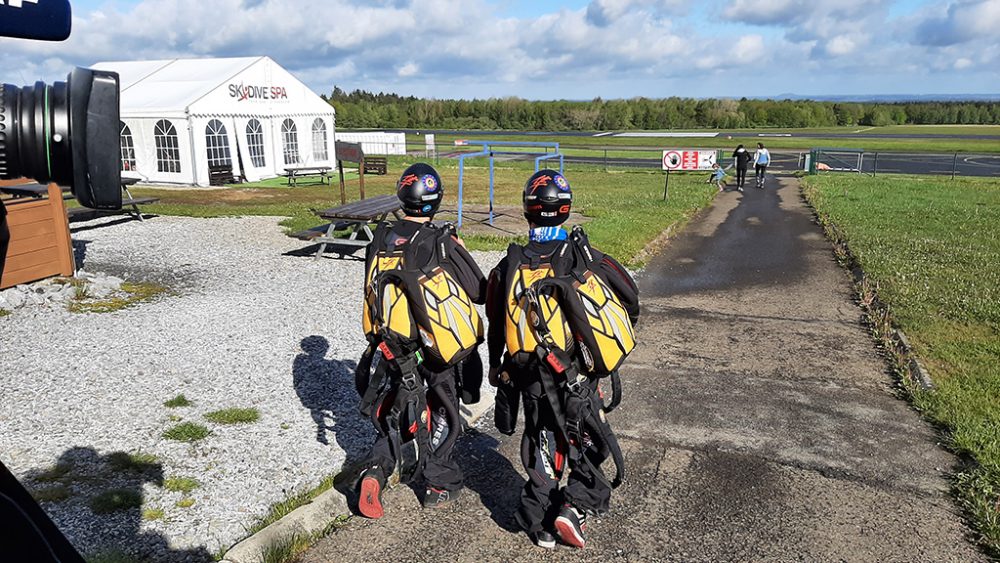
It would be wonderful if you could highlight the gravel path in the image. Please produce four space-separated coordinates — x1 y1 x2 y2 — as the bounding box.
0 214 502 560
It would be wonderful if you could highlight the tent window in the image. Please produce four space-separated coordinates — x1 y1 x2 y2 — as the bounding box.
120 121 136 172
281 119 299 165
154 119 182 173
205 119 232 168
246 119 266 168
311 118 328 161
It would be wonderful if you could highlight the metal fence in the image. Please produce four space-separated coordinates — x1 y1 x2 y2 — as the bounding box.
810 149 1000 178
347 139 1000 179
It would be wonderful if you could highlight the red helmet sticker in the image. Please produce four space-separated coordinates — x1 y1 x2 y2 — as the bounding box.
399 174 419 188
529 175 552 192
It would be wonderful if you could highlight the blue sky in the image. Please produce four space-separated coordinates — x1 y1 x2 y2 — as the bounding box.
3 0 998 100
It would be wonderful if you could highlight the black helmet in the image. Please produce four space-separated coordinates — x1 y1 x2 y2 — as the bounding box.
523 169 572 227
396 163 443 217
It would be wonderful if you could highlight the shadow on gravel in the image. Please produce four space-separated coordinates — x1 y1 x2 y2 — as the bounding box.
21 446 212 562
292 336 372 466
69 215 148 234
72 239 92 270
282 244 366 262
457 429 525 533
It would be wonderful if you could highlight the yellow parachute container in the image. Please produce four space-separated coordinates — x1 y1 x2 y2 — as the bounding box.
504 263 573 358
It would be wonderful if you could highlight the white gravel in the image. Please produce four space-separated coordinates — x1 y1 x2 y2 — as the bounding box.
0 214 503 560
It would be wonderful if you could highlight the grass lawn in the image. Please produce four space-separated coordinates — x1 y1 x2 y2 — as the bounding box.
802 173 1000 555
132 160 717 267
415 130 1000 154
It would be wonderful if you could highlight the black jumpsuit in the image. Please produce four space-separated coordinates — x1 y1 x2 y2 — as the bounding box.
360 220 486 493
486 239 639 534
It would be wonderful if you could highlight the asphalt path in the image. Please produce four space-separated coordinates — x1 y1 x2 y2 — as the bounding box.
376 128 1000 141
302 177 983 562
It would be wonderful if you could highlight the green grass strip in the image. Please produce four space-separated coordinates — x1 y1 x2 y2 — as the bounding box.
802 173 999 556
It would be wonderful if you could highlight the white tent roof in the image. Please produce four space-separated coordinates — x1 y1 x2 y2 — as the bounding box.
93 56 335 119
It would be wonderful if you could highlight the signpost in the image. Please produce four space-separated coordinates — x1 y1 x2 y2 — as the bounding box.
334 141 365 204
661 149 718 201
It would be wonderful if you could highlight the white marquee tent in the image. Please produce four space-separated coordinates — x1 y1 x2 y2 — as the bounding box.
93 56 336 186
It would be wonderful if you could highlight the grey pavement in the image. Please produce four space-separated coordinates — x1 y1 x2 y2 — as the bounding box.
301 176 983 562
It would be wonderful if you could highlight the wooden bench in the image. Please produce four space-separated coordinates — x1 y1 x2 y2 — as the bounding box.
363 157 388 175
305 194 401 259
64 178 160 222
285 166 332 187
209 164 236 186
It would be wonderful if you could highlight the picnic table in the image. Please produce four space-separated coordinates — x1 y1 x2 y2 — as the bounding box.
293 194 401 259
2 178 157 222
284 166 332 187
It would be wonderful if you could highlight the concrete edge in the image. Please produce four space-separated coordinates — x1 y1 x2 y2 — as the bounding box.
221 398 494 563
893 329 935 391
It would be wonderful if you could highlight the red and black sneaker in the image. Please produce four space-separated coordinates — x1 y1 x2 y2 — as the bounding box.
357 468 385 519
422 486 461 509
554 504 587 548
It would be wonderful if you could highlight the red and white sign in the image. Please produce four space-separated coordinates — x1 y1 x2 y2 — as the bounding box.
662 149 717 171
454 139 469 146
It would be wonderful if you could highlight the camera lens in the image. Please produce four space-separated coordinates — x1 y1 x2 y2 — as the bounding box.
0 68 121 210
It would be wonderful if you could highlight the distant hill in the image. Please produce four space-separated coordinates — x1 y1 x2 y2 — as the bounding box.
773 93 1000 103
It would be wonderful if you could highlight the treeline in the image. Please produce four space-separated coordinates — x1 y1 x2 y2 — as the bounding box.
323 87 1000 130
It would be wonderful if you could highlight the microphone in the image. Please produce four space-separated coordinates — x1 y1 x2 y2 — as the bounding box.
0 0 72 41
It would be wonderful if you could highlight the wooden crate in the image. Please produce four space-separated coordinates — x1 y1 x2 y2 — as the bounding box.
1 182 75 289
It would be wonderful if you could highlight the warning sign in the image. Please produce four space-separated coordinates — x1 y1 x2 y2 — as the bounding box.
662 149 717 171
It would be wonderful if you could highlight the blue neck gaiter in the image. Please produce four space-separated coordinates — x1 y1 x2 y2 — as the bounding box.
529 226 568 243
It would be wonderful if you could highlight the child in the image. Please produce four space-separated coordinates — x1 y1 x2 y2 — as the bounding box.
486 170 639 550
355 163 486 518
707 163 728 192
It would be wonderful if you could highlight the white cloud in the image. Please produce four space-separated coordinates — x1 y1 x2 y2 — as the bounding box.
723 0 802 25
954 57 973 69
912 0 1000 46
397 62 419 77
0 0 994 99
825 35 857 56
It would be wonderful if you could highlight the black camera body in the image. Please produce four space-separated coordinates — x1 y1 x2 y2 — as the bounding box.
1 70 122 209
1 0 122 210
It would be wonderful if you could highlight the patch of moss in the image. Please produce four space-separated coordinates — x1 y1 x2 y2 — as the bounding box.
107 451 159 473
142 507 165 521
204 407 259 425
162 422 211 442
175 497 195 509
90 489 142 514
32 484 72 503
35 463 72 483
163 476 200 494
68 282 169 314
163 394 191 408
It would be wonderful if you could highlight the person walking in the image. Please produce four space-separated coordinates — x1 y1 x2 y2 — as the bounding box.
486 170 639 550
753 142 771 188
354 163 487 519
729 144 752 190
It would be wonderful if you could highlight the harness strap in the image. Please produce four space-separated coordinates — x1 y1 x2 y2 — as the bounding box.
526 280 626 489
604 370 623 413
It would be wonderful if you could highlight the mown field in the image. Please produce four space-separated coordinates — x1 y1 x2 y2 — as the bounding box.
802 173 1000 555
131 159 717 267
